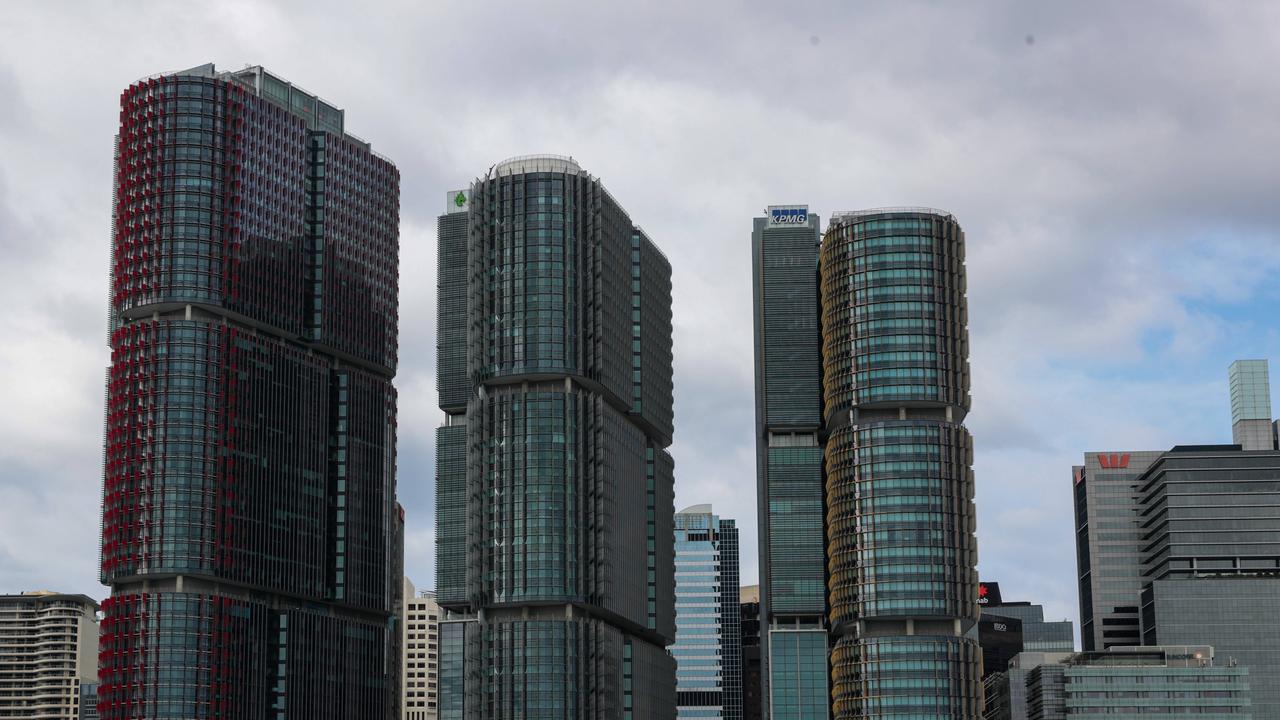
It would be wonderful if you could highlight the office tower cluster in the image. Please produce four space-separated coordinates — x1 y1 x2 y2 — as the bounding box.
0 592 98 719
1071 358 1280 717
434 155 677 717
753 206 981 718
100 63 400 718
673 505 742 719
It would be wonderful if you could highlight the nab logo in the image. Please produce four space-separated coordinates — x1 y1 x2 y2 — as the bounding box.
1098 453 1131 469
771 207 808 225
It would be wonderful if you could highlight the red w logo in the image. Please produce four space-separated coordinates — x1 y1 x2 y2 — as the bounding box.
1098 453 1131 469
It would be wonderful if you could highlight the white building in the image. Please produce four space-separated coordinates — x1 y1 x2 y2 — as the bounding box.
0 592 98 719
402 578 440 720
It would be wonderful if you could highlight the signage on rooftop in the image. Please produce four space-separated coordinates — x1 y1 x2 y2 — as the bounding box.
767 205 808 226
978 581 1002 605
447 189 469 214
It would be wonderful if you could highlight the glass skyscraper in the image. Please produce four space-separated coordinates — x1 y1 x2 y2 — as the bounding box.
434 155 676 718
753 206 982 718
751 205 828 720
99 63 400 718
820 209 981 718
673 505 742 719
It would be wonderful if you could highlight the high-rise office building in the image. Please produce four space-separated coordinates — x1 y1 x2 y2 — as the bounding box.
434 155 676 718
751 205 828 720
100 63 399 718
673 505 742 719
0 592 98 719
1071 450 1163 650
1023 646 1251 719
978 614 1023 679
402 579 441 720
1133 445 1280 717
1073 360 1280 717
1229 360 1273 451
740 586 762 720
821 209 981 718
752 207 982 718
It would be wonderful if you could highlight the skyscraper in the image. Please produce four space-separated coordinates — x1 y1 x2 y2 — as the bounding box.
752 206 982 717
820 209 982 718
751 205 828 720
740 587 763 720
434 155 676 718
100 64 399 718
1072 451 1163 651
0 592 98 719
673 505 742 719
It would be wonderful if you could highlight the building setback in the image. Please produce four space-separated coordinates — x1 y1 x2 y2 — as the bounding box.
673 505 742 719
0 592 98 719
402 579 441 720
751 205 828 720
99 63 399 718
434 155 676 717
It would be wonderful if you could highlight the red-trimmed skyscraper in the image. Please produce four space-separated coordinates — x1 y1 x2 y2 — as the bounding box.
99 63 399 718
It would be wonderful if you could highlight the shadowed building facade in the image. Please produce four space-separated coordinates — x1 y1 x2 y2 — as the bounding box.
99 63 399 718
434 155 676 718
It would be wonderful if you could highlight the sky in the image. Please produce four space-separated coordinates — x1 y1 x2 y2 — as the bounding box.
2 0 1280 630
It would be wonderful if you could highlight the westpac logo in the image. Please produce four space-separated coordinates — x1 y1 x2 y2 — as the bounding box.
768 205 808 226
1097 453 1131 469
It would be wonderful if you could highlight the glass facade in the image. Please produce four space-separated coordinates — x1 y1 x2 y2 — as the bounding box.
434 156 675 718
751 209 828 720
820 210 980 719
673 506 742 719
1229 360 1273 450
100 64 399 719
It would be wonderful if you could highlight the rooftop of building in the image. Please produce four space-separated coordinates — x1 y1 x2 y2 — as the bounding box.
0 591 100 610
139 63 390 162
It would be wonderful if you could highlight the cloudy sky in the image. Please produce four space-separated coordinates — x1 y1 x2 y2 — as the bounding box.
2 1 1280 630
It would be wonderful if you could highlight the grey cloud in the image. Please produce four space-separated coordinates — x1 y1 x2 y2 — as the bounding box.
2 2 1280 632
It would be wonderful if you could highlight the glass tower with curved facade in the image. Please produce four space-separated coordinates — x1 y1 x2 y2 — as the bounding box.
820 209 980 718
100 63 399 718
434 155 676 718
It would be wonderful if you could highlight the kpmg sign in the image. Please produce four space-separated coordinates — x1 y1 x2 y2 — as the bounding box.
768 205 809 226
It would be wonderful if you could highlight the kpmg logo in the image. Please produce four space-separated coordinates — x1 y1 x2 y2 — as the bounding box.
1098 453 1131 469
768 205 809 226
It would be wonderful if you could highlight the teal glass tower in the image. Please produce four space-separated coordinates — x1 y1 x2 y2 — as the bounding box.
752 206 829 720
673 505 742 719
434 155 676 718
821 209 980 718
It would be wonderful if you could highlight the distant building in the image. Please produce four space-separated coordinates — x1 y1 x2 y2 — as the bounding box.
1072 450 1164 650
0 592 98 719
1024 646 1250 719
1229 360 1273 450
402 579 440 720
79 682 99 720
740 586 762 720
674 505 742 719
981 584 1073 655
978 613 1023 679
981 652 1073 720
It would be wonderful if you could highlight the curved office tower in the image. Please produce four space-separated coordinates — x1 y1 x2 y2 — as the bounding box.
100 64 399 718
434 156 676 718
820 209 980 718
